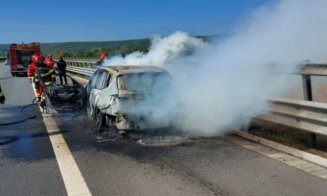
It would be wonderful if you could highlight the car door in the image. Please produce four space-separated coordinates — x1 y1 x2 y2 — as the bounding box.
96 72 113 110
86 69 100 99
90 70 110 115
89 70 105 117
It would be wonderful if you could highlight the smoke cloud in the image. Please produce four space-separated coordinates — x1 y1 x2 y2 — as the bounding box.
104 0 327 136
103 31 205 66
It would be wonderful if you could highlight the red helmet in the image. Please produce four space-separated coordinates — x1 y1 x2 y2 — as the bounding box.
31 54 41 63
100 52 107 60
44 58 54 68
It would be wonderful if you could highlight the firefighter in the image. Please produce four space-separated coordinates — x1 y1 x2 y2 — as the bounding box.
28 54 43 101
96 52 107 67
44 53 55 69
39 66 55 87
0 85 5 104
44 53 56 83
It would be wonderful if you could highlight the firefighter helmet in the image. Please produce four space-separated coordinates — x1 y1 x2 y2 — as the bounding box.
44 58 55 68
31 54 41 63
100 52 107 60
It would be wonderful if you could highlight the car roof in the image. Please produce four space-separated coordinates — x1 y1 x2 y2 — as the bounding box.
98 65 168 74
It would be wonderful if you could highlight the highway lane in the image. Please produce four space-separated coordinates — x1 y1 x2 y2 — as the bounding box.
0 63 67 195
61 116 327 196
1 62 327 195
65 75 327 195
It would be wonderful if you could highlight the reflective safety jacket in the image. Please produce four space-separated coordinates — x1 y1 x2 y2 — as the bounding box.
37 68 55 86
27 62 37 81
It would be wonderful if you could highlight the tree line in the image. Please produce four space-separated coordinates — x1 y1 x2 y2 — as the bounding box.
0 35 212 59
43 39 151 59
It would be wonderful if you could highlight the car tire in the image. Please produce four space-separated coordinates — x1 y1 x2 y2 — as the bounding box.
94 109 105 134
107 116 118 133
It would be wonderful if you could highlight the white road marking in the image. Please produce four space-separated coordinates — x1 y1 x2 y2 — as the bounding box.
32 84 92 196
229 135 327 180
234 130 327 167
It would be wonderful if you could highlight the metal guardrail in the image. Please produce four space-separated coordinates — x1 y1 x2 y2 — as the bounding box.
66 60 97 69
65 60 97 77
257 97 327 136
300 63 327 76
66 66 95 77
64 60 327 145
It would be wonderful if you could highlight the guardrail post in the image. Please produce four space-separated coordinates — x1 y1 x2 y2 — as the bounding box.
302 75 316 147
302 75 312 101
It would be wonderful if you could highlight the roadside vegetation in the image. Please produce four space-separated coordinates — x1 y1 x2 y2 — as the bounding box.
0 39 150 59
0 36 210 59
43 39 151 59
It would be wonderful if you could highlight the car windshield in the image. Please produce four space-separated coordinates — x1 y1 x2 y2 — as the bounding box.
118 72 171 93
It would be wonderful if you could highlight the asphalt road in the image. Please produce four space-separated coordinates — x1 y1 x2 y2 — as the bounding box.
1 62 327 196
0 62 66 195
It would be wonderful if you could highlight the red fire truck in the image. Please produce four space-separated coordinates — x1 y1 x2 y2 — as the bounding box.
8 42 41 76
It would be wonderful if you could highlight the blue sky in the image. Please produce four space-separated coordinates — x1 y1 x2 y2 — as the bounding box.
1 0 271 43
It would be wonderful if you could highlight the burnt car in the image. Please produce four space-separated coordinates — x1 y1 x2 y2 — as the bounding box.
36 67 85 113
86 66 172 135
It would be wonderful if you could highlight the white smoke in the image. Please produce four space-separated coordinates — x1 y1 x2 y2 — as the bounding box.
105 0 327 136
103 31 205 66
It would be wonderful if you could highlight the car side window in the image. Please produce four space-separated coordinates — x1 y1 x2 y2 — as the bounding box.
95 71 109 90
94 71 104 89
100 71 110 89
105 74 111 88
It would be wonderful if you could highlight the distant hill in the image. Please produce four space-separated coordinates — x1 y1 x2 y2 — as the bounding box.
0 39 151 57
45 39 151 53
0 34 223 58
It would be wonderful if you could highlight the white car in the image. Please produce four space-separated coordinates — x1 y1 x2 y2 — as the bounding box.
86 66 172 135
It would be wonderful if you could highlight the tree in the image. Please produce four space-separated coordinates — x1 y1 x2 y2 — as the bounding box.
53 49 64 57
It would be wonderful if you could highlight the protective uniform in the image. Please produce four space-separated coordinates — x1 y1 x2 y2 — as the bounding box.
0 85 5 104
28 55 43 100
100 52 107 61
44 53 55 69
38 67 55 87
96 52 107 67
44 54 56 83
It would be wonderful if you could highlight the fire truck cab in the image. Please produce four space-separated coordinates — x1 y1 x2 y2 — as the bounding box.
8 42 41 76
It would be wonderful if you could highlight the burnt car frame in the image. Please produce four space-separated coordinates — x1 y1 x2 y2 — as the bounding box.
86 66 172 135
36 67 85 113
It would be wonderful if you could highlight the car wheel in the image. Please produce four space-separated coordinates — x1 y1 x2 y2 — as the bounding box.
107 116 118 133
94 109 105 134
